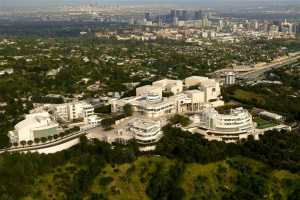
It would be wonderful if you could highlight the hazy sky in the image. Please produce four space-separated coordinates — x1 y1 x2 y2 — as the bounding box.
0 0 299 8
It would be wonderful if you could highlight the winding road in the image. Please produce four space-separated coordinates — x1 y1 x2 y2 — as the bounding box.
0 125 101 154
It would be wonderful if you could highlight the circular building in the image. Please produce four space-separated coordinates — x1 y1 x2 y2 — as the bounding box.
192 107 254 143
128 118 163 151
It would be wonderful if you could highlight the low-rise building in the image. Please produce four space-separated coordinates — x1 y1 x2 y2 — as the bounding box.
185 76 221 102
116 118 163 151
112 94 175 118
53 101 101 126
152 79 183 95
0 68 14 76
185 76 209 88
189 107 255 143
259 111 284 121
9 112 59 143
136 85 162 97
112 76 224 118
129 118 163 151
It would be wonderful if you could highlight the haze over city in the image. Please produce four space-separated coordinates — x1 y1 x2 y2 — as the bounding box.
1 0 300 7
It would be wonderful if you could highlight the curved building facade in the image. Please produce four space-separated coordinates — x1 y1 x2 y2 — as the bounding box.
192 107 254 142
128 119 163 151
9 112 59 144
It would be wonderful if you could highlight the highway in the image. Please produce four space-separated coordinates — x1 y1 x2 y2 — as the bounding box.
238 54 300 81
0 125 101 154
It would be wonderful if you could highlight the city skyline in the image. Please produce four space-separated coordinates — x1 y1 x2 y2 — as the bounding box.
1 0 300 8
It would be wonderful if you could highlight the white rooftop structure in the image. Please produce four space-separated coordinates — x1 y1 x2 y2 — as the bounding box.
184 76 209 88
152 79 183 95
259 111 284 121
136 85 163 97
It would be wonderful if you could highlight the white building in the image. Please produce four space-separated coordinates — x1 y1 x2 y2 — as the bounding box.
190 107 254 143
86 115 102 127
152 79 183 95
112 94 175 118
185 76 222 102
112 76 224 118
136 85 162 97
185 76 209 88
136 79 183 97
281 19 294 34
259 111 284 121
117 118 163 151
53 101 101 126
225 72 236 86
0 68 14 76
185 77 222 102
9 112 59 143
199 79 221 103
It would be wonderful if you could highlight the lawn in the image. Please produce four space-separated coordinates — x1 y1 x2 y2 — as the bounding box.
231 89 266 104
254 117 278 129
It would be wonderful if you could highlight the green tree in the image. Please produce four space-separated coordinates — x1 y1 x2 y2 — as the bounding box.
123 104 133 116
170 115 191 127
0 135 10 148
20 141 26 147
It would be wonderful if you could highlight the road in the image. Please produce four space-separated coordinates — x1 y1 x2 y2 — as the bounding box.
0 125 101 154
238 55 300 81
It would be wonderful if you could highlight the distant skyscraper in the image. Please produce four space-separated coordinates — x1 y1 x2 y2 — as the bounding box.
182 10 188 20
218 20 224 30
270 25 279 33
170 9 177 23
173 17 178 26
195 10 203 20
281 19 294 33
293 24 297 34
158 16 163 27
254 20 259 30
129 17 135 25
144 12 151 21
175 10 181 18
263 23 269 32
171 9 176 18
202 16 209 27
207 12 213 18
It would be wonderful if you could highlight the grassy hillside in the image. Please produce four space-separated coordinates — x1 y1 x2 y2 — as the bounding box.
2 130 298 200
23 156 300 200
